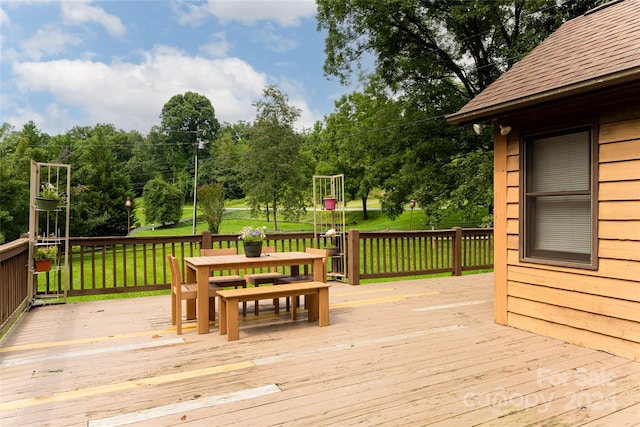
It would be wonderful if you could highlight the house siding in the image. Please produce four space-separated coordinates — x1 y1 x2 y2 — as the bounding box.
496 105 640 361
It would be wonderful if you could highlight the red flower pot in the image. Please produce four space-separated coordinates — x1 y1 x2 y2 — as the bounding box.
324 197 337 210
35 259 52 272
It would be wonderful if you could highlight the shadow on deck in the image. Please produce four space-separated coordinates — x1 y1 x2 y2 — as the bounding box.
1 273 639 426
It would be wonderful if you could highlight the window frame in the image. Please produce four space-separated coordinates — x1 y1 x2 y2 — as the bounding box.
519 121 599 269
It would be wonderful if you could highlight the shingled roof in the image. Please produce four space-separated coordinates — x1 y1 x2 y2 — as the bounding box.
447 0 640 125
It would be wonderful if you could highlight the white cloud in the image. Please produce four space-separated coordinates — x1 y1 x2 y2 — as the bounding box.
61 1 126 38
3 105 46 132
202 0 316 27
170 0 209 26
253 23 297 53
0 7 9 26
11 46 275 134
20 24 83 60
198 31 232 58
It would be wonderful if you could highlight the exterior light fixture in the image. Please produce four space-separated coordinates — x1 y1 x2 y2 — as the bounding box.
499 124 512 136
472 123 486 135
125 196 132 235
409 199 416 230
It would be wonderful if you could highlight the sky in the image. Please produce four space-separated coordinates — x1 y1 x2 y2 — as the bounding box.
0 0 355 136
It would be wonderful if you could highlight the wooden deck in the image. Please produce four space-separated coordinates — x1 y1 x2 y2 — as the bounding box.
1 273 639 426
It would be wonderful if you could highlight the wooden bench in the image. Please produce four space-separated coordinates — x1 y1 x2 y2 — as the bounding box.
217 281 331 341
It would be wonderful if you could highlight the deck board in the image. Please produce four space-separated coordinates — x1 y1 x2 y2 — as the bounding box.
1 273 639 426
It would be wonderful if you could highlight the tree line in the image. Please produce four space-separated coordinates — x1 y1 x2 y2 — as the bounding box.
0 0 599 243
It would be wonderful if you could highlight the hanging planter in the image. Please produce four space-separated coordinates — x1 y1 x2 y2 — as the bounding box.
37 183 62 211
33 246 57 272
35 196 60 211
34 259 52 273
323 197 337 211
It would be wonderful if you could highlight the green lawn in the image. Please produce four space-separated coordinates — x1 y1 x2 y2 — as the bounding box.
132 199 484 237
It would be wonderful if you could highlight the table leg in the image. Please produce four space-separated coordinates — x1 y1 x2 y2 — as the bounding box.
318 287 329 326
227 297 240 341
185 266 197 320
219 296 227 335
197 266 210 334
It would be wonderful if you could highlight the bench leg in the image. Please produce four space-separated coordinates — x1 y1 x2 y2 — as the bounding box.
318 287 329 326
219 296 227 335
227 297 240 341
306 293 318 322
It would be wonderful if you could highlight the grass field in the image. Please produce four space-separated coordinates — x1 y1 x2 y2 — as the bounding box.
133 198 485 237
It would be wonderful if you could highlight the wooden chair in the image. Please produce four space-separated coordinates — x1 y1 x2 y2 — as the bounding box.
275 248 328 315
200 248 248 317
168 255 218 335
244 246 287 315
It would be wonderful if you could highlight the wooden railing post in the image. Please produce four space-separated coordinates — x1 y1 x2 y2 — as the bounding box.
452 227 462 276
202 230 212 250
347 229 360 285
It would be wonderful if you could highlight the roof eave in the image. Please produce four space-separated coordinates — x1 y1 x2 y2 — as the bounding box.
446 66 640 126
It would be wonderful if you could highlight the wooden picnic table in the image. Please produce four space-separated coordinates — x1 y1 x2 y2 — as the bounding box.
184 251 325 334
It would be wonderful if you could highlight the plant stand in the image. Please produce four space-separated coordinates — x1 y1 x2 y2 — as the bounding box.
28 161 71 303
313 174 347 281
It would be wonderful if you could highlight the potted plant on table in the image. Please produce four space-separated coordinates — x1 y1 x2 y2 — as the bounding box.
36 183 62 211
33 246 58 272
238 226 267 257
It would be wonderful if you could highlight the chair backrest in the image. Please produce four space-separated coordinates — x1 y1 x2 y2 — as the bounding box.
261 246 277 272
200 247 239 274
168 255 181 298
200 248 237 256
305 247 328 278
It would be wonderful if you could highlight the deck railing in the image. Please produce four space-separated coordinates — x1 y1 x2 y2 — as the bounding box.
347 227 493 284
0 238 30 335
0 227 492 333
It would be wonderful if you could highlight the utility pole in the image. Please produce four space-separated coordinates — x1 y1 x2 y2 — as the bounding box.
192 130 204 235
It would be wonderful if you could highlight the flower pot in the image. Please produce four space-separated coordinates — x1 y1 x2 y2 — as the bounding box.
244 241 263 258
35 196 59 211
325 247 338 257
324 197 337 211
34 259 52 272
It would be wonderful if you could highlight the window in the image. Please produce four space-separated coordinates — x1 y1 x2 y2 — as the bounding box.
521 124 597 267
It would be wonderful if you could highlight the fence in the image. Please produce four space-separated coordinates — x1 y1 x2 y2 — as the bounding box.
0 228 493 334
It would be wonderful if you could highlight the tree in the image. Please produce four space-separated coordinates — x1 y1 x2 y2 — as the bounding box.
317 0 600 226
198 183 225 233
320 75 404 219
0 122 52 242
68 125 134 236
317 0 601 98
159 92 220 202
243 85 309 230
202 122 250 201
142 178 183 226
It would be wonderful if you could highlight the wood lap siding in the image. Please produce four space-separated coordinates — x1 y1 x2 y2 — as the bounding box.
500 109 640 361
